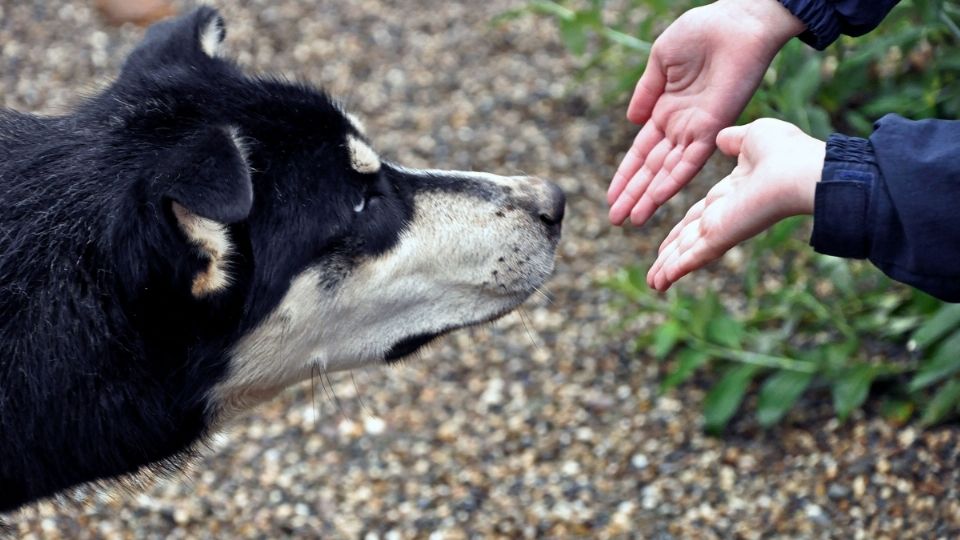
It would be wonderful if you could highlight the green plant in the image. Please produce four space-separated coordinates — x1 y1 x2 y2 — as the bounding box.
505 0 960 137
509 0 960 429
604 219 960 432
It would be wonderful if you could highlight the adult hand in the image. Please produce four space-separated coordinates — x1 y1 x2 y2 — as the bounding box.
646 118 825 291
607 0 805 226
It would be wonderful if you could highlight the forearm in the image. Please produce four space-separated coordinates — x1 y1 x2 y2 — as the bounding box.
720 0 807 52
778 0 902 50
810 115 960 302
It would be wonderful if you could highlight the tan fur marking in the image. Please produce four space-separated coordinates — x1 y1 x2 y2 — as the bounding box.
172 202 232 297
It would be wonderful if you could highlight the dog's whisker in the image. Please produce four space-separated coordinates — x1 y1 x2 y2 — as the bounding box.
350 371 371 415
516 307 542 351
310 359 320 429
316 363 336 414
533 285 554 306
323 369 346 418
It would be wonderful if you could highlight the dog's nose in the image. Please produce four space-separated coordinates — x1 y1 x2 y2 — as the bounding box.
538 181 566 228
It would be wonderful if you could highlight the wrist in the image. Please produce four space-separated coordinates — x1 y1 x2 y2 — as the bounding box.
792 138 825 215
721 0 806 49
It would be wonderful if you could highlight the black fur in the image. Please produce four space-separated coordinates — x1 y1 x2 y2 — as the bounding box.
0 7 416 511
0 6 564 513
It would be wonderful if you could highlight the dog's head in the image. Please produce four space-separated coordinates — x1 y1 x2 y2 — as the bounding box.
105 8 563 417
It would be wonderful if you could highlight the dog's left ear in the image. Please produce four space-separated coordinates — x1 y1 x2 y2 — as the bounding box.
122 6 228 73
159 125 252 225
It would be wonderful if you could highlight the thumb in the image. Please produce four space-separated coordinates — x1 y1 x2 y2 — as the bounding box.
716 124 749 157
626 55 666 125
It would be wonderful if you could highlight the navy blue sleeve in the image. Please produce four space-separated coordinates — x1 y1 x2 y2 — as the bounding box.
778 0 901 50
811 115 960 302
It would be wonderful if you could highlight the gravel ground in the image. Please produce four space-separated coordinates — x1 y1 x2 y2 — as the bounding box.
3 0 960 538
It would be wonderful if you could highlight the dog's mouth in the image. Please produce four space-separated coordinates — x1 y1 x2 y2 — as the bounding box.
382 295 534 364
384 332 444 363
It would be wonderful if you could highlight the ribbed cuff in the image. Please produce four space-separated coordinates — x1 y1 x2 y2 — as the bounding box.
810 134 879 259
778 0 841 50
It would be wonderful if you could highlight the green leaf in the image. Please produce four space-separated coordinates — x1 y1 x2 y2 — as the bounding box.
921 378 960 426
705 316 744 349
832 364 877 421
528 0 575 20
910 304 960 351
651 320 683 359
660 349 709 393
909 330 960 391
558 19 588 55
626 266 648 292
704 364 761 434
602 28 652 53
689 291 720 338
881 398 915 425
756 370 814 427
761 217 804 249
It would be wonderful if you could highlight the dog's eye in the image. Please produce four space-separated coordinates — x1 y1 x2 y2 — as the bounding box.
353 195 366 213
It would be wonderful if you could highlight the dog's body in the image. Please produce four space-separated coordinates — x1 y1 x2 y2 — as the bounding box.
0 8 563 511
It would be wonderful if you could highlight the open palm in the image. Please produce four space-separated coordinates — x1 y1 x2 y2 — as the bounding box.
647 119 825 291
608 0 804 226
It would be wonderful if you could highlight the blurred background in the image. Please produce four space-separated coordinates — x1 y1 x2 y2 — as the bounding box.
2 0 960 537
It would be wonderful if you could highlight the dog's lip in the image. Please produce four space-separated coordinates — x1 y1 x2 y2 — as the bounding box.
382 292 535 364
384 331 444 362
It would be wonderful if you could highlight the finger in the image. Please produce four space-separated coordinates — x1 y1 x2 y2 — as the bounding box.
649 217 687 282
652 219 701 290
609 137 673 225
716 124 750 157
648 235 681 288
659 198 707 254
626 54 666 125
631 143 684 225
664 239 721 286
608 122 663 207
653 236 685 291
646 139 715 208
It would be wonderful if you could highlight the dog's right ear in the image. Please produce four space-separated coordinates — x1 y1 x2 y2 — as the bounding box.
152 125 252 298
122 6 227 74
157 125 253 226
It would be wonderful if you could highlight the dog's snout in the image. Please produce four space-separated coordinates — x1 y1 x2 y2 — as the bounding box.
538 182 566 228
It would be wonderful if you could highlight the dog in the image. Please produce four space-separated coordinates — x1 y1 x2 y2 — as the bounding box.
0 7 563 511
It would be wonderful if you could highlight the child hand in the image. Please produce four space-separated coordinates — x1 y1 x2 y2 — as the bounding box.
647 118 825 291
607 0 805 227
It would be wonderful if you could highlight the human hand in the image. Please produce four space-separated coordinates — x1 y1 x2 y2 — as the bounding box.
607 0 805 226
647 118 825 291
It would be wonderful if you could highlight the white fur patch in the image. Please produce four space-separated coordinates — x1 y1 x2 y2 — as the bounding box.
199 16 224 58
345 112 367 136
347 135 381 174
172 202 232 297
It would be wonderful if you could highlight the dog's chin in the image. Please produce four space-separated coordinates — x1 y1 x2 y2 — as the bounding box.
382 288 539 364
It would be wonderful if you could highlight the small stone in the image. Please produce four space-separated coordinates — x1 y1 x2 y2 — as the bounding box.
828 484 851 499
364 416 386 435
804 503 830 526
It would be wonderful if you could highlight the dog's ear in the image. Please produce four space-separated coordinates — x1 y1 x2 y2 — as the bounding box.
155 125 251 298
158 125 252 225
123 6 227 73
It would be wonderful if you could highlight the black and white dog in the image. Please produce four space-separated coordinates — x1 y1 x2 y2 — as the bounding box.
0 7 563 511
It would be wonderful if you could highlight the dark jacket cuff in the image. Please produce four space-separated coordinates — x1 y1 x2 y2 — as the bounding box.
810 134 879 259
778 0 841 50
